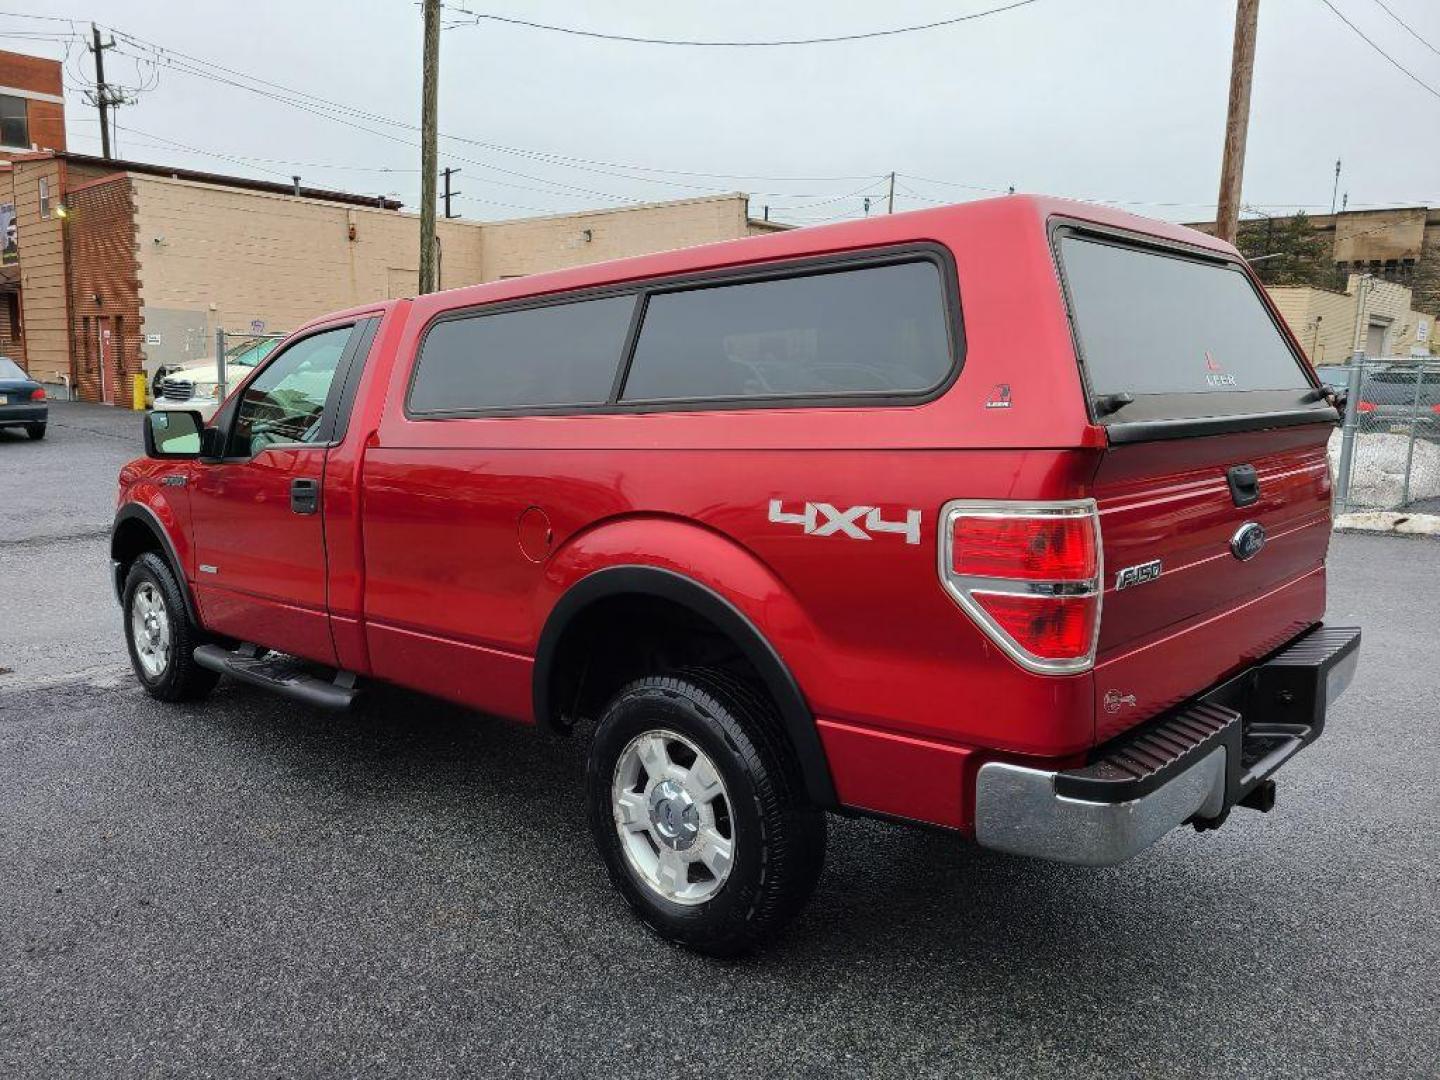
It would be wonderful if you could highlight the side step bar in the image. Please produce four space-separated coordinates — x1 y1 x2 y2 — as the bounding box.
193 644 359 710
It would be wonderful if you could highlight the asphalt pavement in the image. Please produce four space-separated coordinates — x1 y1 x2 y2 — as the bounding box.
1 402 1437 1079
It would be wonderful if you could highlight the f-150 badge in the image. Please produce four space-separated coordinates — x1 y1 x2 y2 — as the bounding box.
1114 559 1162 590
768 500 922 545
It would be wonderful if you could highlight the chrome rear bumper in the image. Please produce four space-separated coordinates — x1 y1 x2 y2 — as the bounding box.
974 624 1361 867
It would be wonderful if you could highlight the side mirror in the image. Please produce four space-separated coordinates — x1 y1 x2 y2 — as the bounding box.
144 410 205 459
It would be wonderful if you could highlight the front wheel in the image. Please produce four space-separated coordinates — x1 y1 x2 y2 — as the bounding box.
586 670 826 956
122 552 220 702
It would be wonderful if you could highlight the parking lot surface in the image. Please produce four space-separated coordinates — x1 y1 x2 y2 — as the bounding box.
2 403 1437 1078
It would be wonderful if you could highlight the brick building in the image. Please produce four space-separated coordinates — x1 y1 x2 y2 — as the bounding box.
0 48 64 156
2 148 782 403
1268 276 1434 364
1188 206 1440 316
0 47 66 368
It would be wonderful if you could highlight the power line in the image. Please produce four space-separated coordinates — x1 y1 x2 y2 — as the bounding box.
94 22 882 188
446 1 1044 47
101 39 894 205
1369 0 1440 58
112 123 420 175
1318 0 1440 103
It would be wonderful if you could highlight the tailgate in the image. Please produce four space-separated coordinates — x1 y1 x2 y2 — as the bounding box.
1091 425 1332 739
1053 224 1337 743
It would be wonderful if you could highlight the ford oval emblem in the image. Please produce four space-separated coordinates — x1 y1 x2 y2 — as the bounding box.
1230 521 1266 561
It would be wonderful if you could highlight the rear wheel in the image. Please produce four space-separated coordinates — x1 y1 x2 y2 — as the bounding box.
122 552 219 702
586 670 826 956
25 424 45 440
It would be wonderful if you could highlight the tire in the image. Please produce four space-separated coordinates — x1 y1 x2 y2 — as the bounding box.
26 424 45 441
586 669 826 956
122 551 220 702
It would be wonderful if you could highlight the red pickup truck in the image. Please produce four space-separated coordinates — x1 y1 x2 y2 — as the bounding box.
112 196 1359 955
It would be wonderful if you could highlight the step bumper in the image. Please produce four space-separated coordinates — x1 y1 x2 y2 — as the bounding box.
973 624 1360 866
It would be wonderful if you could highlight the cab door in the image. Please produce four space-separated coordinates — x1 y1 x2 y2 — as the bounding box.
188 322 367 664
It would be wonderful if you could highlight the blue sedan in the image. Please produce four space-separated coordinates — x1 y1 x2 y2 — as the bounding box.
0 355 47 440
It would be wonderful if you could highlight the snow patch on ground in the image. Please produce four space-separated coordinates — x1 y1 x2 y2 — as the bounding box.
1328 428 1440 510
1333 511 1440 535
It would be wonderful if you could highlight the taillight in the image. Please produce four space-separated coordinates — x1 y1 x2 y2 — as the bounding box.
1431 403 1440 415
939 500 1102 674
1357 401 1376 413
31 386 45 401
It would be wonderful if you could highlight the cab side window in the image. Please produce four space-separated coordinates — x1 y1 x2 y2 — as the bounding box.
228 326 352 457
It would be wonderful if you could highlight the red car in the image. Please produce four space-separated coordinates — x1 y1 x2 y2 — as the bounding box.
112 196 1359 955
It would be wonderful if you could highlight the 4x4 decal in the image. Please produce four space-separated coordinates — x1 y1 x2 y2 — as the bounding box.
767 500 922 545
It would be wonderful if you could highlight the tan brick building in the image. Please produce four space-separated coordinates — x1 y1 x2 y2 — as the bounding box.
1269 276 1435 364
0 47 66 367
2 149 782 403
1189 206 1440 316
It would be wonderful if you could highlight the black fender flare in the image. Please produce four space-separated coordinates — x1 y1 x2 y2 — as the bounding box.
110 503 201 626
533 565 838 810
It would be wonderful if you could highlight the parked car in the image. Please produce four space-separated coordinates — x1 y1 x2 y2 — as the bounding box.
0 355 47 440
1312 363 1352 393
152 335 281 420
1355 365 1440 436
111 197 1360 955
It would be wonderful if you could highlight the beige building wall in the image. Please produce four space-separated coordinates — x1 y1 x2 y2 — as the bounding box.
1269 278 1435 364
1343 274 1433 357
130 182 773 374
1269 286 1354 365
132 174 486 371
477 194 777 281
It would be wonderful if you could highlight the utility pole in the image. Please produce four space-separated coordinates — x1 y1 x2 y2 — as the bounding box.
886 171 895 214
418 0 441 294
1215 0 1260 245
88 23 119 159
441 166 461 218
1330 158 1341 216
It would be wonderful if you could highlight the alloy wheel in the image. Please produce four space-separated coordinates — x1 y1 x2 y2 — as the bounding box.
130 582 172 679
611 728 736 905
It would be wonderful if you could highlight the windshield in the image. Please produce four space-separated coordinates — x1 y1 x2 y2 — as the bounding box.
1059 235 1313 416
0 356 26 379
225 337 281 369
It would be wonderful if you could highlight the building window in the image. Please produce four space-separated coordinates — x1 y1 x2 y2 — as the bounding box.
38 176 50 218
0 94 27 149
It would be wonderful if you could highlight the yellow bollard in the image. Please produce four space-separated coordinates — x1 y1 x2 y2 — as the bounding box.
132 372 147 411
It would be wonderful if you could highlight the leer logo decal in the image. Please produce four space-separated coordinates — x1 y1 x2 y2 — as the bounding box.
768 500 922 545
1204 350 1237 388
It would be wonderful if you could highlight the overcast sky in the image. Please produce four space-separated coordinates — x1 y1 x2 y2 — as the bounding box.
7 0 1439 226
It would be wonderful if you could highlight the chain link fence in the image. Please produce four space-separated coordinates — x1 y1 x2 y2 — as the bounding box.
1332 359 1440 514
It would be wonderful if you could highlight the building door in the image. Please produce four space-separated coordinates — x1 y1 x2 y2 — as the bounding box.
1365 319 1390 360
96 317 115 403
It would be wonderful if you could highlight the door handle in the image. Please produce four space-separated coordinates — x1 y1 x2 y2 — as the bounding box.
291 477 320 515
1226 463 1260 508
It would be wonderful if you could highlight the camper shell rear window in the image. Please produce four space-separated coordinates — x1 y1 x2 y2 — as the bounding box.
1054 227 1330 433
